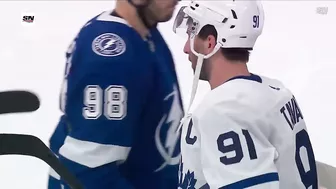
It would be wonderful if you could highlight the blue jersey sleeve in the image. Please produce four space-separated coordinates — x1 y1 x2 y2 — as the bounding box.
55 19 154 189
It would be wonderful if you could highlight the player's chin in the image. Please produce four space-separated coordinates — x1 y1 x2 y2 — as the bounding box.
192 67 196 74
199 74 207 81
191 63 197 72
157 12 175 22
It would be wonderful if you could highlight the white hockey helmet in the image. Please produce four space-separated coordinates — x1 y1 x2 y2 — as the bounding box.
173 0 265 121
173 0 264 51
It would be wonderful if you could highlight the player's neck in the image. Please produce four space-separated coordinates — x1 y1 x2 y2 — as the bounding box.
209 59 250 89
115 3 151 39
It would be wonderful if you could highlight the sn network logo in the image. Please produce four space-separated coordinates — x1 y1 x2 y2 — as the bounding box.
21 13 35 26
22 15 35 23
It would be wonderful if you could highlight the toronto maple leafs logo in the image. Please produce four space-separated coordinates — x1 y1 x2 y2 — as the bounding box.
179 170 197 189
178 162 197 189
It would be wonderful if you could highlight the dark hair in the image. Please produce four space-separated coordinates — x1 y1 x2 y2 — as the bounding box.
198 24 250 63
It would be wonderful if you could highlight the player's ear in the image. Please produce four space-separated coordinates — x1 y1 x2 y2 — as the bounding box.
205 34 216 54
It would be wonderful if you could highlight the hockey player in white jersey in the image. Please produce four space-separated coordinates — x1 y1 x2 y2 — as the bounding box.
173 1 318 188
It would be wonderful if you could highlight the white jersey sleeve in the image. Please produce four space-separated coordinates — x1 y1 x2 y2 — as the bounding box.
196 104 280 189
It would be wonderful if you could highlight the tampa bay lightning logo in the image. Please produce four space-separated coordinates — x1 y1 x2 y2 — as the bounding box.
154 85 183 172
92 33 126 57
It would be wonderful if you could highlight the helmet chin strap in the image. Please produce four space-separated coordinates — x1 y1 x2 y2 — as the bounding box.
177 35 222 131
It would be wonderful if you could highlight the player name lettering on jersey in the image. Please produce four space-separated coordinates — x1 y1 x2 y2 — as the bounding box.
280 95 304 130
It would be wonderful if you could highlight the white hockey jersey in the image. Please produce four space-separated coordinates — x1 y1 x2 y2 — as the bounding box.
178 74 318 189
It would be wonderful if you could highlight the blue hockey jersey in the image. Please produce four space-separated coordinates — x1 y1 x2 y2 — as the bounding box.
48 10 184 189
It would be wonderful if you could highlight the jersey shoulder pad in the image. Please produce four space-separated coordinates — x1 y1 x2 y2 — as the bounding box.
259 75 286 90
258 75 296 106
74 11 151 63
194 82 269 120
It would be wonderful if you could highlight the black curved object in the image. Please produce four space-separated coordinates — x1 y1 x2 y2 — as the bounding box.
0 90 83 189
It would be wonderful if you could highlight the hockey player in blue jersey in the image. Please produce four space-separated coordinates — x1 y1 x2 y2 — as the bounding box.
47 0 183 189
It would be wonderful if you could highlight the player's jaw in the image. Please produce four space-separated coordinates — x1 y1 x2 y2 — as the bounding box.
183 37 202 72
149 0 179 22
183 36 210 81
